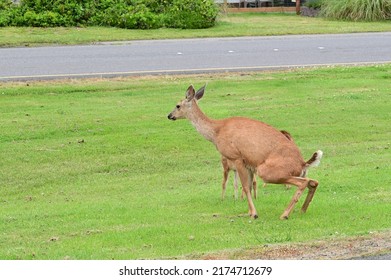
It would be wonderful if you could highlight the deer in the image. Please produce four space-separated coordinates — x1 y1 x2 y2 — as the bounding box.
167 85 323 220
221 129 295 201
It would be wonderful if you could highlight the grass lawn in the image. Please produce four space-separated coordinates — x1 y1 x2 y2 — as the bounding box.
1 13 391 47
0 65 390 259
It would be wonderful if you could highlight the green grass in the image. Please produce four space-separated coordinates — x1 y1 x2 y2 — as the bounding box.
1 65 391 259
1 13 391 47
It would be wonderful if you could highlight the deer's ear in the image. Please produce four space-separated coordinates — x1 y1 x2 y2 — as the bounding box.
195 84 206 100
185 85 195 101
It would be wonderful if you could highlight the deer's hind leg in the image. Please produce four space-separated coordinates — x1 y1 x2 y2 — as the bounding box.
256 160 318 220
279 177 318 220
301 179 318 213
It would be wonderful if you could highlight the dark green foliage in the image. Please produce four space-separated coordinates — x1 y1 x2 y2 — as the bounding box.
0 0 219 29
119 4 164 29
165 0 219 29
0 0 17 27
0 0 12 10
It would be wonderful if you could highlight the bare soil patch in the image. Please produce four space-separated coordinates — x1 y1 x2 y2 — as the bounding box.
194 230 391 260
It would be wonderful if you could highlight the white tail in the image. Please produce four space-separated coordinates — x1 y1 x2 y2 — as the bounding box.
301 150 323 177
168 85 323 219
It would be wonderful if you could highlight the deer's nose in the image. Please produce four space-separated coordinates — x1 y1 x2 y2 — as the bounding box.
167 113 176 120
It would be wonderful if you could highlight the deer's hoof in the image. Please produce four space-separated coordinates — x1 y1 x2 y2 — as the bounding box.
253 214 259 219
280 215 289 220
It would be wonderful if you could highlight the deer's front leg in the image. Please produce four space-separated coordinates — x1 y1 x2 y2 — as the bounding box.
235 161 258 219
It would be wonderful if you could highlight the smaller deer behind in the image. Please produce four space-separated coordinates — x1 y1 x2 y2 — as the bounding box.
168 85 323 219
221 156 257 200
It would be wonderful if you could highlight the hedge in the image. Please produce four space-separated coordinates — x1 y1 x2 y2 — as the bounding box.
0 0 219 29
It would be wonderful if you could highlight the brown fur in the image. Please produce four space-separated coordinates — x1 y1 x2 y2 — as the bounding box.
168 85 322 219
223 129 293 199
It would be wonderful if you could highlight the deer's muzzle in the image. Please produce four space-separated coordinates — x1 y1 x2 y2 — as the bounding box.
167 113 176 121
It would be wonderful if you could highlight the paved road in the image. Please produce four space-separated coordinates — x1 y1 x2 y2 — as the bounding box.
1 32 391 81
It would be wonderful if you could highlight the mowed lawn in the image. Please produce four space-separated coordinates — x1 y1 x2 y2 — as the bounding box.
1 13 391 47
0 65 390 259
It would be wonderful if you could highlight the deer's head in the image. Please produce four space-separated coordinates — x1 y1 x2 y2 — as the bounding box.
167 84 205 121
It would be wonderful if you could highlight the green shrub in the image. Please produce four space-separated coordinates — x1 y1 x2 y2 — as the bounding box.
119 4 164 29
0 0 12 10
0 11 10 27
321 0 391 21
88 1 129 27
21 10 64 27
0 0 219 29
0 3 25 27
0 0 12 26
165 0 219 29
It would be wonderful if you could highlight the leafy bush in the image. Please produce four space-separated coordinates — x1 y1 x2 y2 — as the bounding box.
0 0 12 10
165 0 219 29
0 0 15 27
0 0 219 29
321 0 391 21
21 10 64 27
88 1 130 27
120 4 164 29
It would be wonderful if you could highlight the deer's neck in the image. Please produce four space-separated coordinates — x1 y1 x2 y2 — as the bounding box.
187 102 219 143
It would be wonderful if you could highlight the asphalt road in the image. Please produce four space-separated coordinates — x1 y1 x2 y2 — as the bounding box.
1 32 391 81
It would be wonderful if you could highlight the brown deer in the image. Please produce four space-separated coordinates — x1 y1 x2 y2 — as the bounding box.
167 85 323 219
222 129 294 201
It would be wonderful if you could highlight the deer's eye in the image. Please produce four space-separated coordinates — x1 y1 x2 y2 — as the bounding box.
176 105 181 109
